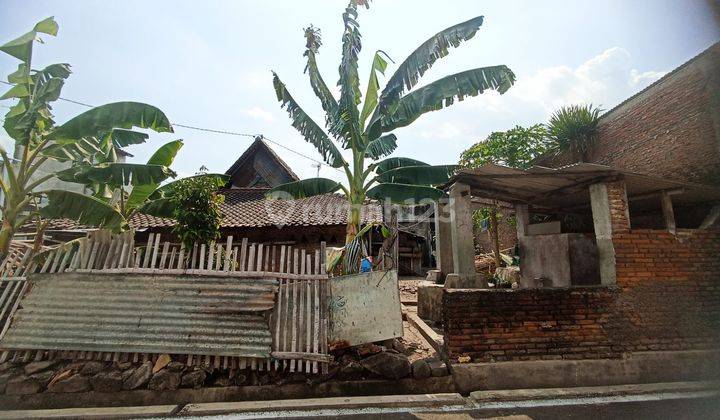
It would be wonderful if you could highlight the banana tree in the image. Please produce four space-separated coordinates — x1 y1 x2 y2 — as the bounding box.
40 140 228 232
270 2 516 249
0 17 174 254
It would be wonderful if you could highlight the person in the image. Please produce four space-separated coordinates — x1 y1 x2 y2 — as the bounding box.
360 256 373 273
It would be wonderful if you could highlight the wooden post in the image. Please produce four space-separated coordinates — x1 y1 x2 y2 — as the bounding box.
660 191 676 234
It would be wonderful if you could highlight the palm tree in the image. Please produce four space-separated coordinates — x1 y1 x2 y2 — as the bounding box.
0 17 174 253
547 104 602 162
270 2 516 248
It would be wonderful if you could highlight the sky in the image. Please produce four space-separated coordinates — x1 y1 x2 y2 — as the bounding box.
1 0 719 184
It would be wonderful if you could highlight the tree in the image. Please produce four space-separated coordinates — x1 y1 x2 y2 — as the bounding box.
0 17 173 254
270 2 516 252
40 140 182 231
547 104 602 162
459 124 549 268
459 124 551 169
169 170 226 249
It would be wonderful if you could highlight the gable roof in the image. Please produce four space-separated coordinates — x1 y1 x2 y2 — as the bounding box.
225 137 299 188
34 188 384 232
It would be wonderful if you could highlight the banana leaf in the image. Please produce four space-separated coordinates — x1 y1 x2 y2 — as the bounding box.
267 178 343 199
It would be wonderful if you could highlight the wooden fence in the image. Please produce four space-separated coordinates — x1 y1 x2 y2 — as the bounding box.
0 231 330 374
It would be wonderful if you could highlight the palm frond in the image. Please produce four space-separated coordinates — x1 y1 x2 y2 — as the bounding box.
364 134 397 160
359 50 390 129
377 164 458 185
374 16 485 119
267 178 343 200
331 1 363 148
380 66 515 133
304 25 339 127
272 72 346 168
375 157 429 174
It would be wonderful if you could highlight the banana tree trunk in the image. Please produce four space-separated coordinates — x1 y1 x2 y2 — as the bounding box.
0 216 15 256
345 203 361 245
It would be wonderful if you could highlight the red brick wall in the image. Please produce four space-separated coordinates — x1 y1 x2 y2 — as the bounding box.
443 228 720 362
536 43 720 186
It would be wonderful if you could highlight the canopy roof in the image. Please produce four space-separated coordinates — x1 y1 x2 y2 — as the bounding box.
448 163 720 213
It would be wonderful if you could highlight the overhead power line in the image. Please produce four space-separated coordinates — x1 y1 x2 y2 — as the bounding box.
0 80 342 172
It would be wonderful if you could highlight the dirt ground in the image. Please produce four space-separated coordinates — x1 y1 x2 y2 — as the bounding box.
399 276 422 305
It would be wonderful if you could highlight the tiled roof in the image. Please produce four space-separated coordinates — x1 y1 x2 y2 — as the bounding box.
36 188 383 231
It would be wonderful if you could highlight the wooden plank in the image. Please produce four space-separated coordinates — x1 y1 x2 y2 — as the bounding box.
58 246 72 273
700 205 720 229
247 244 256 272
239 238 248 272
191 243 198 269
271 352 332 362
49 245 64 273
305 252 312 372
231 247 238 272
274 246 286 370
223 236 233 271
207 242 215 271
290 248 299 372
102 238 116 270
313 250 320 373
177 247 185 269
214 243 222 271
0 281 28 341
142 233 154 268
168 247 176 269
40 250 55 273
199 244 206 270
256 244 264 273
159 241 170 269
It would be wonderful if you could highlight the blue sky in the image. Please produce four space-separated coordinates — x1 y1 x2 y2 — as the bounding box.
1 0 718 183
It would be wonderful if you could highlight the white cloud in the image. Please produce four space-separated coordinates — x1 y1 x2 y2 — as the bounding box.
508 47 666 116
244 106 275 122
391 47 667 165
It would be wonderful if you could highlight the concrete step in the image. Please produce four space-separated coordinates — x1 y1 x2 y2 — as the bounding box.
469 380 720 403
179 393 467 416
0 404 178 419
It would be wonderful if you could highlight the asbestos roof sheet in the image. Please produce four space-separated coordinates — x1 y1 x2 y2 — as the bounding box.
37 188 384 231
0 273 277 358
449 163 720 211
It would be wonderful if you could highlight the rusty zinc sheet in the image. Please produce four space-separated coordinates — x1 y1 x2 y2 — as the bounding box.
0 273 277 358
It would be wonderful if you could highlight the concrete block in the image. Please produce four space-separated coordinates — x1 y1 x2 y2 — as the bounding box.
0 405 179 419
451 350 720 394
179 393 467 415
417 281 444 322
445 273 487 289
425 269 442 284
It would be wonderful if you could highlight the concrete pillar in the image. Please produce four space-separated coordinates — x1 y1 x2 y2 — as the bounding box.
515 204 529 238
660 191 676 234
433 200 454 283
448 182 478 288
589 183 617 285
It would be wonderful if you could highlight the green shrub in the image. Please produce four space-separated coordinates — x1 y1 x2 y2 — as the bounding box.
170 175 225 248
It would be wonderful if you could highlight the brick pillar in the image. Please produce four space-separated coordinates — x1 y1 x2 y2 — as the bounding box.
606 180 631 233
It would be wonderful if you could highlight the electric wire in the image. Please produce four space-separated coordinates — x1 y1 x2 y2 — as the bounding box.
0 80 343 173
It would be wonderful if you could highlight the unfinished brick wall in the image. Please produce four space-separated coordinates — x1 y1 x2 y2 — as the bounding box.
535 43 720 186
444 228 720 362
606 181 631 233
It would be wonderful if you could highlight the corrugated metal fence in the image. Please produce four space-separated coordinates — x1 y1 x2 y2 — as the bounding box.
0 231 329 374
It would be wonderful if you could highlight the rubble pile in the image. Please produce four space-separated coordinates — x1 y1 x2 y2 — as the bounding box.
0 343 449 395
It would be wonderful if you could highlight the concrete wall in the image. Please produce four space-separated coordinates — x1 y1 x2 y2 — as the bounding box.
518 233 599 287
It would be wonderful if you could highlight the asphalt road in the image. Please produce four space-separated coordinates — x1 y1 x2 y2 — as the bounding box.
209 393 720 420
